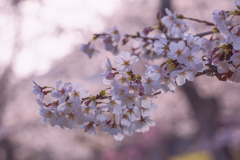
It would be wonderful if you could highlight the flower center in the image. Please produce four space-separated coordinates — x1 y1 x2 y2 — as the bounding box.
124 60 130 66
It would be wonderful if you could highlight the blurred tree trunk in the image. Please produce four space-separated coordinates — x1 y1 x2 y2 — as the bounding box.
181 82 232 160
160 0 172 14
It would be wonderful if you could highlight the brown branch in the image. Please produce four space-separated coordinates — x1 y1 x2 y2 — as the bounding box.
195 67 217 77
183 16 215 26
125 30 214 42
94 30 215 44
153 67 217 96
168 31 215 41
82 67 218 102
124 34 158 41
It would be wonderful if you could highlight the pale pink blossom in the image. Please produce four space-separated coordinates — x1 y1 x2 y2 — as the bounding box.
187 33 201 49
170 19 186 36
211 10 228 25
69 82 89 106
161 8 177 28
102 122 122 136
168 41 190 62
101 57 112 77
51 80 73 103
38 107 58 127
108 25 124 42
102 36 119 55
142 72 161 94
60 112 83 129
95 106 108 122
170 68 195 86
130 116 156 133
79 121 96 136
229 67 240 82
32 81 44 101
114 52 138 72
153 37 168 56
159 76 176 93
80 43 99 58
107 100 124 115
217 61 236 74
231 52 240 66
139 98 158 117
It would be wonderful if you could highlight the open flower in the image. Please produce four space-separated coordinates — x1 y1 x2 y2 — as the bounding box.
168 41 190 62
161 8 177 28
170 68 195 86
108 25 124 42
69 82 89 105
101 57 113 77
114 52 138 72
187 33 201 49
38 107 58 127
153 37 168 56
51 80 73 103
230 52 240 66
32 81 44 101
130 116 156 133
80 43 99 58
217 61 236 74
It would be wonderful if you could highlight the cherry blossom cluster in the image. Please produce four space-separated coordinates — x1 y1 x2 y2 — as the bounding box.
80 25 124 58
33 1 240 141
32 52 158 141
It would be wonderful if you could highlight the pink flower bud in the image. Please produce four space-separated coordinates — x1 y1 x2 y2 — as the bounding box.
210 48 218 57
106 73 115 80
232 49 236 54
212 57 219 65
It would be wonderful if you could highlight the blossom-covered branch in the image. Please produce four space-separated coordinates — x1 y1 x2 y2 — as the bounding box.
32 1 240 141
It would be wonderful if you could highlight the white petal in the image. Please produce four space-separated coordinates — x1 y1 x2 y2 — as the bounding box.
55 79 63 90
121 52 130 60
169 42 178 52
129 56 139 65
145 119 156 126
176 75 186 86
114 133 124 141
114 56 124 65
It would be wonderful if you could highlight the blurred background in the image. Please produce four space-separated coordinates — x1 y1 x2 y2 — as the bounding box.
0 0 240 159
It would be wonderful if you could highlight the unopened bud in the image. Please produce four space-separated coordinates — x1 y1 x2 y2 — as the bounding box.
212 27 219 33
233 10 240 15
177 14 184 19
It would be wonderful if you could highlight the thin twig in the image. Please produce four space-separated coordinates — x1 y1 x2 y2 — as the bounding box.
126 30 214 42
195 67 217 77
168 31 215 41
82 67 218 101
183 16 215 26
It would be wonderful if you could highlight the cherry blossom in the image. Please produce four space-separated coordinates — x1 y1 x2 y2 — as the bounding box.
108 25 124 42
32 81 44 101
114 52 139 72
216 61 236 74
231 52 240 66
168 41 190 62
38 107 58 127
32 1 240 141
80 43 99 58
51 80 73 103
170 68 195 86
161 8 177 28
130 116 156 133
69 82 90 105
153 37 168 56
101 57 113 77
